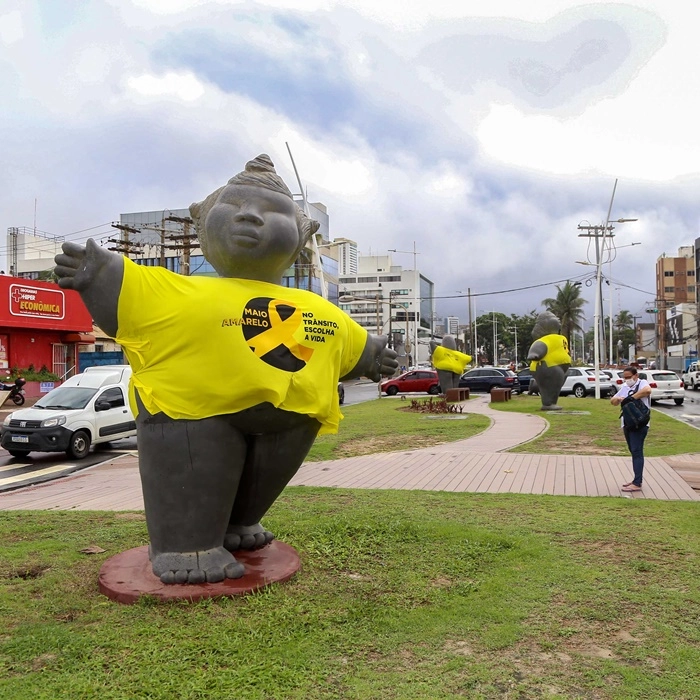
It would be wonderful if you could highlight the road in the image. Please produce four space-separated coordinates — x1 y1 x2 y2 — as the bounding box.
0 438 137 493
651 390 700 430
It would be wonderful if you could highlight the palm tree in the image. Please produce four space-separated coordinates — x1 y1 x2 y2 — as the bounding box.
614 309 634 331
542 281 587 345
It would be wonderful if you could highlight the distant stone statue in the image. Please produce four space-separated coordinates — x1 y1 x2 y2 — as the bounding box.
430 335 472 392
526 311 571 411
54 154 398 585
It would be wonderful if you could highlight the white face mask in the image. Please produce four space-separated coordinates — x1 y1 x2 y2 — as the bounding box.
625 378 636 387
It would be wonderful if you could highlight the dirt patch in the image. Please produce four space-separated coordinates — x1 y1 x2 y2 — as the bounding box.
579 644 615 659
31 653 56 671
443 640 474 656
114 512 146 521
332 435 449 459
3 563 50 580
616 630 642 642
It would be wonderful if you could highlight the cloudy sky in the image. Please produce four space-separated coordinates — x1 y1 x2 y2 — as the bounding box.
1 0 698 326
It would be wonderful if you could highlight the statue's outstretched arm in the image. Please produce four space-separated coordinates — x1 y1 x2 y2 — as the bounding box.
341 334 399 382
526 340 548 362
54 239 124 337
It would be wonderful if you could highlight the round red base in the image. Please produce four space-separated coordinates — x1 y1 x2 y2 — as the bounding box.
98 541 301 604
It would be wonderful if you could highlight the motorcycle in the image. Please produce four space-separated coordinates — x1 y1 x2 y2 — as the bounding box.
0 377 26 406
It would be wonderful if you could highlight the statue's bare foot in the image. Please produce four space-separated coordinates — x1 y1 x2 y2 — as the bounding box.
224 523 274 551
150 547 245 584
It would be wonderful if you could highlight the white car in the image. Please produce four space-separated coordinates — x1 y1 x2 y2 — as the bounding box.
605 369 626 390
638 370 685 406
560 367 615 398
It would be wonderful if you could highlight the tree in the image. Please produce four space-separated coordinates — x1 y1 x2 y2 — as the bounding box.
614 309 634 331
542 282 587 345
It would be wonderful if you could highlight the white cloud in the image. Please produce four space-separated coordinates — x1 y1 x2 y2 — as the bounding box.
0 10 24 45
126 72 206 101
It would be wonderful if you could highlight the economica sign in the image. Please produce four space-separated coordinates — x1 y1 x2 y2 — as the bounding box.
9 284 65 320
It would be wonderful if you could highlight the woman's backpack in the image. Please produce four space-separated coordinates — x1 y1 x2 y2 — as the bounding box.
620 394 650 430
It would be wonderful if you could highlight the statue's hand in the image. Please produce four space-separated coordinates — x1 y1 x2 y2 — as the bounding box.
55 239 113 291
376 345 399 379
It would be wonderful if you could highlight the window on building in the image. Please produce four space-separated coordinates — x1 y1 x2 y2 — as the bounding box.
356 276 378 283
688 285 696 293
664 286 674 292
664 271 674 277
688 270 695 277
380 275 402 282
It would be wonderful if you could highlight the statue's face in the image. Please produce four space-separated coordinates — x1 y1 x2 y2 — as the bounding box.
203 184 301 280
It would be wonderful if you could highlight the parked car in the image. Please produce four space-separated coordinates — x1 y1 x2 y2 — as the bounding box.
381 370 440 396
458 367 520 393
0 365 136 459
606 369 626 390
337 382 345 405
638 370 685 405
682 361 700 390
516 368 533 393
560 367 615 398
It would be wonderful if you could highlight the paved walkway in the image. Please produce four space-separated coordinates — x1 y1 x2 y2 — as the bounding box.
1 396 698 510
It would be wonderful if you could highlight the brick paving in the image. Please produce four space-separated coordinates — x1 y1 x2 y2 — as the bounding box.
1 396 697 510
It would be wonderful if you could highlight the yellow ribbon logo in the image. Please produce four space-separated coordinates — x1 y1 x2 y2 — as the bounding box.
246 299 314 364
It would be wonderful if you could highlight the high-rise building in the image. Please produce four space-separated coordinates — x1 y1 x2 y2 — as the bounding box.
444 316 459 336
333 238 358 275
338 253 434 365
654 246 697 370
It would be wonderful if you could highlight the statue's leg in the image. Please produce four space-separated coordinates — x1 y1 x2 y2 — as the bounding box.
538 365 566 410
137 408 247 584
437 369 456 392
223 405 321 551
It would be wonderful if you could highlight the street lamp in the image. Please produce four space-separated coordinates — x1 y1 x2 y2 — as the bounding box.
456 289 476 357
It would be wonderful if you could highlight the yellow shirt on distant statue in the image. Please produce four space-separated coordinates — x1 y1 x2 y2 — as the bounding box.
115 258 368 434
529 334 571 372
432 346 472 374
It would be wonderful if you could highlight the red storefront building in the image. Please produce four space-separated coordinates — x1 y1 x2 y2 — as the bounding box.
0 276 94 379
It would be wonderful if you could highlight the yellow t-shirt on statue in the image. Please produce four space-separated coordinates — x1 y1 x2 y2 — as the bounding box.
115 258 368 434
529 334 571 372
432 346 472 375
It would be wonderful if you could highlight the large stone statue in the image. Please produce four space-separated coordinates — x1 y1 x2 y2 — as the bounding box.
54 154 398 585
526 311 571 411
429 335 471 392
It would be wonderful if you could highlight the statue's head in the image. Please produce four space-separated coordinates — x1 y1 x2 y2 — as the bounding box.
442 334 457 350
190 154 320 281
532 311 561 339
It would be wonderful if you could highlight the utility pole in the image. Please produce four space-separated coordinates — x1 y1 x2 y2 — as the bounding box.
577 221 612 392
165 215 196 275
108 223 144 257
509 325 518 367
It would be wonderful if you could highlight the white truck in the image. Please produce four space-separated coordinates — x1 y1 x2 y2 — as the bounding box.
0 365 136 459
682 361 700 390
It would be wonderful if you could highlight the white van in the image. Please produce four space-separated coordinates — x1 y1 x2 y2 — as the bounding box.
0 365 136 459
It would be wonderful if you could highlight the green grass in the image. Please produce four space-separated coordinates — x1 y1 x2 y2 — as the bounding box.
306 399 490 461
1 492 700 699
491 395 700 456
